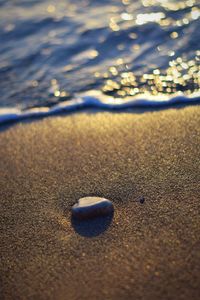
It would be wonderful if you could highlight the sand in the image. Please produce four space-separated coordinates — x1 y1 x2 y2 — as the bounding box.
0 106 200 300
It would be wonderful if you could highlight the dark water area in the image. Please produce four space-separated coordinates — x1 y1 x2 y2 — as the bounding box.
0 0 199 116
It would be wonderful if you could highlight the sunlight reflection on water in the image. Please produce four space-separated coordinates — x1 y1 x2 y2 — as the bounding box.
0 0 199 109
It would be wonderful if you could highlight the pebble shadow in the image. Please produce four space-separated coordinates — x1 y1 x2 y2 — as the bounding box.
71 210 114 237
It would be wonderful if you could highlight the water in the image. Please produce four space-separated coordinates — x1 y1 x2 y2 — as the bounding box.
0 0 200 123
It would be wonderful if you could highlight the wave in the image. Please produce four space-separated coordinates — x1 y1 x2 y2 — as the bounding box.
0 90 200 125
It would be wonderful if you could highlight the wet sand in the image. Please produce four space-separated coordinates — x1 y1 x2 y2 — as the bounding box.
0 106 200 300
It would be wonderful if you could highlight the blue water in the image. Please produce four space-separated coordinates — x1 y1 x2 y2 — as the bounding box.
0 0 199 123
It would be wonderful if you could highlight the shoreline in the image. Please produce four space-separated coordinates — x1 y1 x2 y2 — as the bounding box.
0 106 200 299
0 91 200 126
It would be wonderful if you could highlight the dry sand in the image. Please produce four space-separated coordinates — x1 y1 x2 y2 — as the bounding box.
0 106 200 300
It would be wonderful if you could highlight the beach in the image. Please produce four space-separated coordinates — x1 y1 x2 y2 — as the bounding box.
0 106 200 300
1 0 200 298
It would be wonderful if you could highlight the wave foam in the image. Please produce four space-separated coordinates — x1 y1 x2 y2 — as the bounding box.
0 91 200 125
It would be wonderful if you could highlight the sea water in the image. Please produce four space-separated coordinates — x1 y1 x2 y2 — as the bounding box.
0 0 199 123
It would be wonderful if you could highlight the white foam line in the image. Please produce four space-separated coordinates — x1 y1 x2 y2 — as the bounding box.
0 91 199 125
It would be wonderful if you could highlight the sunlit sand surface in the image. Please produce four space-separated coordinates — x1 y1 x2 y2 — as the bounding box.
0 106 200 299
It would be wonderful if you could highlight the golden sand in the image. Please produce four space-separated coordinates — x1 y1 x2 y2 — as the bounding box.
0 106 200 299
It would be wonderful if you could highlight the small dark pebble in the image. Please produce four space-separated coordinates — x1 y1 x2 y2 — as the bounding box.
139 197 145 204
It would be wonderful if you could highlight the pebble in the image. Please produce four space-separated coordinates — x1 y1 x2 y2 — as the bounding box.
139 197 145 204
72 197 114 220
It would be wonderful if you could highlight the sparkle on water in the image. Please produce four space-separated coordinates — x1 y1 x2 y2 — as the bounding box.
0 0 199 109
